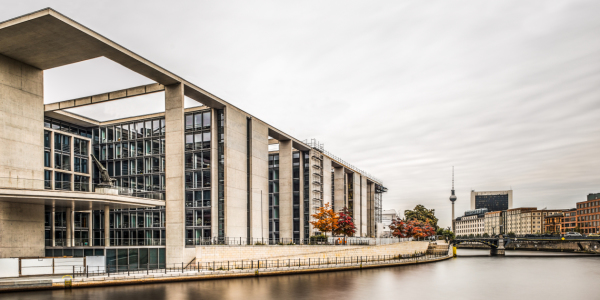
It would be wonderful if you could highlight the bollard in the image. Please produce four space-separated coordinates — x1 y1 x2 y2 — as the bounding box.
453 246 457 257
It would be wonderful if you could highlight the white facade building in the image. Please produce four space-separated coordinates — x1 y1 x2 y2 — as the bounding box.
379 209 399 237
455 209 487 237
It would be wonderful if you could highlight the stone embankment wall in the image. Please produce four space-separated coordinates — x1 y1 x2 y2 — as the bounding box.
505 240 600 253
196 241 430 262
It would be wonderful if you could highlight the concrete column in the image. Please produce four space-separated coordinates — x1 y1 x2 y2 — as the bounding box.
70 135 75 191
66 207 72 247
104 205 110 247
49 131 55 190
223 106 249 238
322 157 332 207
352 173 361 235
333 167 345 213
250 119 269 240
88 211 93 246
165 83 186 264
367 182 376 237
0 54 45 258
278 140 293 239
360 175 367 237
51 207 56 247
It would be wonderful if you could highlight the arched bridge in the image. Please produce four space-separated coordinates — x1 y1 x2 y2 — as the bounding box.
450 236 509 256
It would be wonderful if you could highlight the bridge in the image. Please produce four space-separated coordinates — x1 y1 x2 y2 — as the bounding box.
451 236 509 256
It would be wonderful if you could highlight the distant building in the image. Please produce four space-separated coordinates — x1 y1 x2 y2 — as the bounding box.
545 213 563 234
455 209 487 236
470 190 513 212
505 207 537 235
562 209 578 233
379 209 398 237
484 211 503 235
576 196 600 234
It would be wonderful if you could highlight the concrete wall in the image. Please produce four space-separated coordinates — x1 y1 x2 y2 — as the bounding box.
250 119 269 240
352 173 361 236
278 140 293 239
195 241 429 262
224 106 248 238
0 54 45 258
164 83 185 264
0 202 45 258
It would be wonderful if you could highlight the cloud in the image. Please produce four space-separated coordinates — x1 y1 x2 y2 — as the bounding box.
4 0 599 227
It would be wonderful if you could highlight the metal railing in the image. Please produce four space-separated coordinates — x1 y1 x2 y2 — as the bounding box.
73 250 449 278
184 237 412 246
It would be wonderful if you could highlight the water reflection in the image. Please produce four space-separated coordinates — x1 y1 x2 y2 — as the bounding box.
4 250 599 300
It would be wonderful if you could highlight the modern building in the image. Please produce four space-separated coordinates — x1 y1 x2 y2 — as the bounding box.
379 209 399 237
455 209 487 237
576 195 600 234
470 190 513 212
0 8 387 266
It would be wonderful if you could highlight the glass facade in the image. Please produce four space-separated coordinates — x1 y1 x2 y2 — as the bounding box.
303 152 310 238
475 194 509 212
292 151 300 239
217 109 225 239
184 110 212 245
268 154 279 239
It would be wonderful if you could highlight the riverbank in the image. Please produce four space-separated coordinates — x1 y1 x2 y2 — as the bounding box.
0 253 451 293
456 240 600 253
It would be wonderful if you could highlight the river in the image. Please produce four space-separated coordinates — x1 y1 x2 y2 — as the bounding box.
3 249 599 300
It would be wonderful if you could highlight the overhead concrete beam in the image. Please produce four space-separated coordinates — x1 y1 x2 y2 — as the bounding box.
44 83 165 112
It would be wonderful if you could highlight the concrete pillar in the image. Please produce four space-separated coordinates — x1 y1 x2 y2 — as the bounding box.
51 207 56 247
367 182 376 237
250 119 269 240
333 167 345 213
360 175 367 237
0 54 45 258
322 157 332 207
66 207 72 247
165 83 185 264
278 140 293 240
104 205 110 247
352 173 361 235
88 211 93 246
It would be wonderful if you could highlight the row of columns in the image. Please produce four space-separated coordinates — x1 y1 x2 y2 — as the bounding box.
48 205 111 247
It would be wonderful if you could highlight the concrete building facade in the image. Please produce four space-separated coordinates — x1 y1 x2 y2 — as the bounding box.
0 9 386 266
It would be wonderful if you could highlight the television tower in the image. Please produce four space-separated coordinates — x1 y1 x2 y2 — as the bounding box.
449 167 457 232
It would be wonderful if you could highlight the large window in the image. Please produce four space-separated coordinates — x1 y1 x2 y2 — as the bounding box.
269 154 280 240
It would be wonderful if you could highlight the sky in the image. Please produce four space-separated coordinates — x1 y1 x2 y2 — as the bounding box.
2 1 599 228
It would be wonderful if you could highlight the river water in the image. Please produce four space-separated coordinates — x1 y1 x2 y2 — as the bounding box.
4 249 599 300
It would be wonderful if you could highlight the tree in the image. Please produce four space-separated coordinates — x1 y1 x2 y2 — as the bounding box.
335 207 356 238
482 233 490 238
310 203 339 236
438 227 455 240
390 218 436 238
404 205 439 230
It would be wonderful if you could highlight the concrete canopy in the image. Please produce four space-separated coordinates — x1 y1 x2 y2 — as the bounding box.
0 188 165 211
0 8 225 109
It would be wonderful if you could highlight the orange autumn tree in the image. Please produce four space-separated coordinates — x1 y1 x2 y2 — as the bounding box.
310 203 339 236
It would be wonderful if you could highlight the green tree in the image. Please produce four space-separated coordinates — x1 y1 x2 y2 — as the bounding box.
482 233 490 238
404 205 439 230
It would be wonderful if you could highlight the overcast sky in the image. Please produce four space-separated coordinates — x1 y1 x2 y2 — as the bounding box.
3 1 599 228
